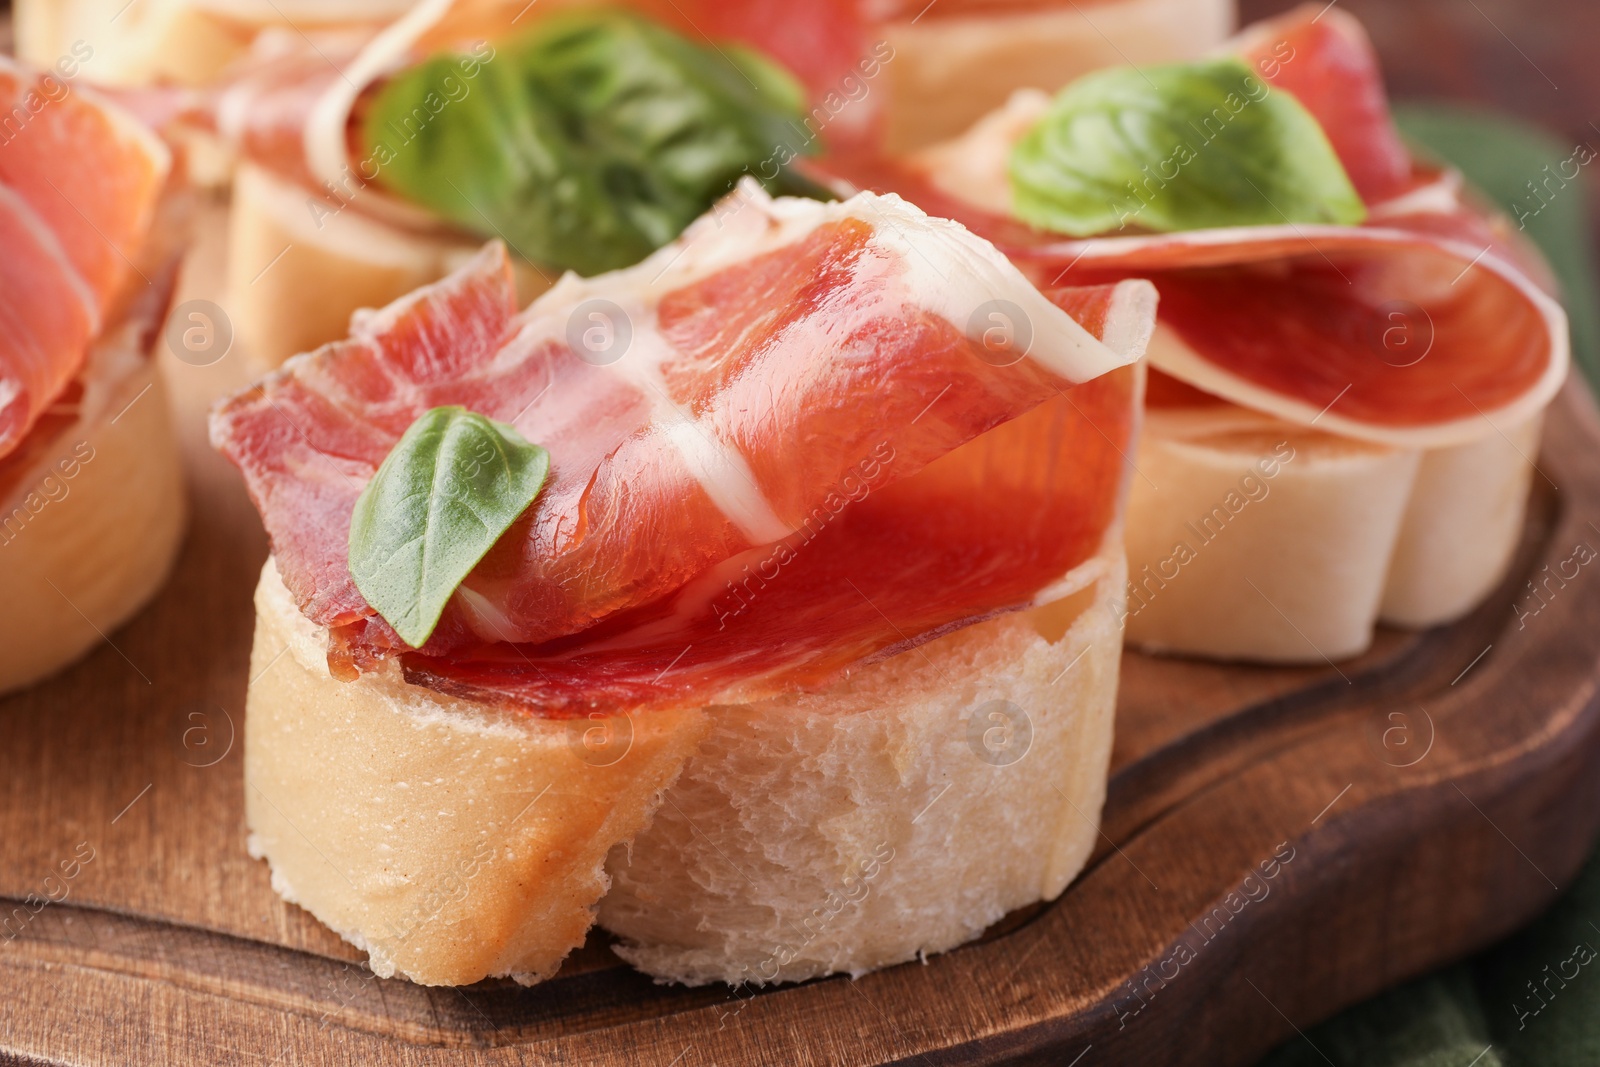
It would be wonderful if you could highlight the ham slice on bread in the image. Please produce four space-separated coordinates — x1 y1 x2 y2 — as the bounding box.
213 184 1154 713
823 6 1568 660
121 0 1229 365
215 184 1156 984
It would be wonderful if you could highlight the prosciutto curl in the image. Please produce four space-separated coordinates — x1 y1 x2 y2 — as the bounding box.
816 5 1569 450
212 186 1155 715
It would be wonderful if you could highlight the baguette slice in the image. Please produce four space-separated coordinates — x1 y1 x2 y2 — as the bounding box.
1124 398 1542 663
1124 414 1420 663
244 542 1125 986
0 318 187 693
228 163 554 369
600 547 1126 986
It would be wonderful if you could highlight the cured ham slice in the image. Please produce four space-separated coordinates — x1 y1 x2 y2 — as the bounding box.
212 185 1155 714
1055 224 1565 448
816 9 1569 450
0 57 170 461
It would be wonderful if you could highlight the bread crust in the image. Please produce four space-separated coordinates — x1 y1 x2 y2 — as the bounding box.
0 327 186 694
245 560 709 986
1125 419 1420 662
244 547 1125 986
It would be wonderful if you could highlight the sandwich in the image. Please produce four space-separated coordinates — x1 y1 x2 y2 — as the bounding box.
120 0 1232 367
209 181 1158 986
821 5 1569 663
0 56 187 694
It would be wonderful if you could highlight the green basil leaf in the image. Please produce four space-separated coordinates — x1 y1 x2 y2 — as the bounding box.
348 407 549 648
361 9 818 277
1009 58 1367 236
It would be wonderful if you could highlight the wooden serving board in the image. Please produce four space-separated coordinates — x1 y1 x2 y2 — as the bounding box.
2 202 1599 1067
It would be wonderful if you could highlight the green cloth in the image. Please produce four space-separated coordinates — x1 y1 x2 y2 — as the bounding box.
1258 103 1600 1066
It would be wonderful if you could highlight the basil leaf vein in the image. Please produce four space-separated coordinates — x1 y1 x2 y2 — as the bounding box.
1009 58 1367 236
348 406 549 649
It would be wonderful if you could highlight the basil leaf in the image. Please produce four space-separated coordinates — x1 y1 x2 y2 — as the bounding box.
1009 58 1367 236
361 9 818 277
348 407 549 649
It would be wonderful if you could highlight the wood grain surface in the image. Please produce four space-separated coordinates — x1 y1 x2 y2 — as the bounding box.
5 1 1600 1062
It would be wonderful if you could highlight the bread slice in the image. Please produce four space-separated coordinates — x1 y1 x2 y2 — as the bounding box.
879 0 1235 152
1124 415 1419 662
1124 402 1541 663
243 542 1125 986
0 318 186 694
228 163 554 369
599 549 1125 986
244 559 709 986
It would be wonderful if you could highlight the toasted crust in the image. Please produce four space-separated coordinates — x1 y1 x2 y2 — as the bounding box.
0 328 186 694
244 547 1125 986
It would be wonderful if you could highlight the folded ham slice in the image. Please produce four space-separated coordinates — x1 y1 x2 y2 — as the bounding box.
212 184 1154 714
0 56 170 461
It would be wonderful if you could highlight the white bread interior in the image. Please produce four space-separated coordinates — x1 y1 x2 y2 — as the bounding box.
244 543 1125 987
879 0 1235 152
1379 414 1541 628
0 324 186 694
228 163 554 369
1124 417 1419 663
599 550 1126 986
